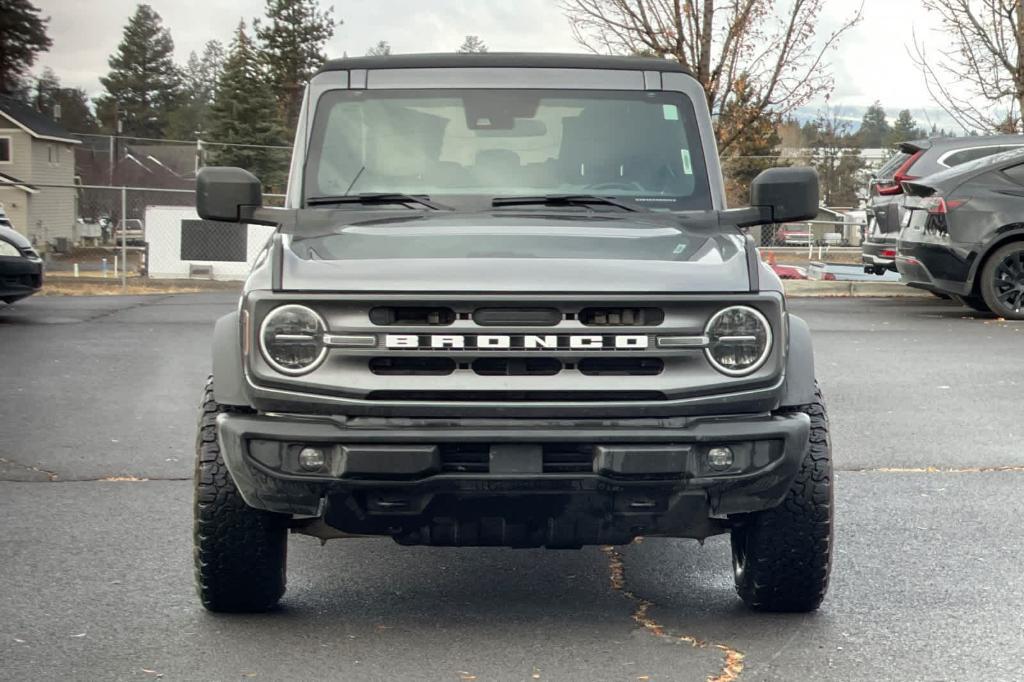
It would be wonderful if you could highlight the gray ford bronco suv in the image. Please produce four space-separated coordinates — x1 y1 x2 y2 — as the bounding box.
193 53 832 614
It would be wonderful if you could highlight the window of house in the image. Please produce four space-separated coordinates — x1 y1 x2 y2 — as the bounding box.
48 144 59 165
0 137 11 163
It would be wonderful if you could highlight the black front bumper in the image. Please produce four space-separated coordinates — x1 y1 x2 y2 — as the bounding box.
217 411 810 546
0 257 43 301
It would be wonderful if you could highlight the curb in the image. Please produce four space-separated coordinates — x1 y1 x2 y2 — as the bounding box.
783 280 930 298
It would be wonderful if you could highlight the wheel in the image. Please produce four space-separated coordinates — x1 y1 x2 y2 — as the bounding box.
730 384 833 612
194 377 288 612
979 242 1024 320
952 294 993 314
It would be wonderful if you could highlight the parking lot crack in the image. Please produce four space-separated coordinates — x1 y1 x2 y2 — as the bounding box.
81 294 175 323
601 545 745 682
0 457 59 481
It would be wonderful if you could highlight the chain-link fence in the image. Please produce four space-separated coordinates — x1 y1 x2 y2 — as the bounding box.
19 179 868 284
22 182 284 284
2 130 884 284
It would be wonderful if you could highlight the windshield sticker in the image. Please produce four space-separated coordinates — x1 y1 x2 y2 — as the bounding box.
681 149 693 175
663 104 680 120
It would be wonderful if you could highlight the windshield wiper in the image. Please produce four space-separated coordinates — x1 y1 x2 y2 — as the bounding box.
491 194 641 212
306 193 451 210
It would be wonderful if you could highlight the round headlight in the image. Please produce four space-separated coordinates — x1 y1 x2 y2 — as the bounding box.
704 306 772 376
259 304 328 375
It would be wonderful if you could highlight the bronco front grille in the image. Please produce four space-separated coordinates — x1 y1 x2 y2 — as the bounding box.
247 294 785 407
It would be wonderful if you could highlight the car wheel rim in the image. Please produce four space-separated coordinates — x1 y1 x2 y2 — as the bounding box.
993 250 1024 313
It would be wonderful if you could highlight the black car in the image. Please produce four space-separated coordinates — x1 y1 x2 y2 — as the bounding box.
897 148 1024 318
190 53 832 615
863 135 1024 275
0 225 43 304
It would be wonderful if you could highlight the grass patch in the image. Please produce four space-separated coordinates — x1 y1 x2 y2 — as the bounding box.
41 276 241 297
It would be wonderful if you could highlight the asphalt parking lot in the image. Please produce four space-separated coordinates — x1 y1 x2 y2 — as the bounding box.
2 294 1023 681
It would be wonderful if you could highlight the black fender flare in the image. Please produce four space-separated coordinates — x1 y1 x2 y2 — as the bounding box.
211 311 251 407
780 313 816 408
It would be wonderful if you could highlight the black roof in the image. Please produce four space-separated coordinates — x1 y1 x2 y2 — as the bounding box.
319 52 691 75
0 95 78 143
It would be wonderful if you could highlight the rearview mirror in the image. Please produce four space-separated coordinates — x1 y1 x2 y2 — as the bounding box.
750 167 819 224
196 167 263 223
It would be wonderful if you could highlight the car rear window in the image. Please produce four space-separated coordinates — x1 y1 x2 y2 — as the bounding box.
939 145 1024 168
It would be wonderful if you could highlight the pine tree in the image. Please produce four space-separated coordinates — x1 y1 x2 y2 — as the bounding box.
0 0 51 95
809 109 865 206
96 4 183 138
857 101 890 148
255 0 336 134
457 36 488 53
32 67 98 133
166 40 225 138
890 110 923 145
366 40 391 56
206 22 288 189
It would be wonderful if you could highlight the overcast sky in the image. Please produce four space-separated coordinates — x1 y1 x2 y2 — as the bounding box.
35 0 952 128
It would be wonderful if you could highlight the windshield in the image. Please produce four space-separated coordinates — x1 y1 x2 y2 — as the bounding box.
303 89 712 210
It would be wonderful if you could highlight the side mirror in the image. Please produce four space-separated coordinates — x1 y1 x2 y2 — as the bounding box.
196 167 263 222
750 167 819 224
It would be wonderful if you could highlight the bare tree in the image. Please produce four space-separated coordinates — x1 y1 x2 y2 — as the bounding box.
366 40 392 56
911 0 1024 133
458 35 488 53
560 0 863 153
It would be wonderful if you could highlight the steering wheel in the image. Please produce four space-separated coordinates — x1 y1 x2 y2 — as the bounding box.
583 181 645 193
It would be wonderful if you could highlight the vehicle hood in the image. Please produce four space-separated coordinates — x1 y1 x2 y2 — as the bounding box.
280 212 752 293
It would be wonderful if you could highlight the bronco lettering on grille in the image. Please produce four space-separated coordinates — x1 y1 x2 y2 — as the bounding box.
384 334 649 350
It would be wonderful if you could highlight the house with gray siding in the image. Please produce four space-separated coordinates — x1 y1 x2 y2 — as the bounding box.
0 95 79 247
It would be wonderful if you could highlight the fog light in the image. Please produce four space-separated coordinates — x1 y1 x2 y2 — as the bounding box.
707 446 734 470
298 447 326 471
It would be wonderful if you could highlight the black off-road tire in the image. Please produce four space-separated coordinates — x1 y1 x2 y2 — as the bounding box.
730 384 833 612
979 242 1024 320
194 377 289 612
953 293 993 315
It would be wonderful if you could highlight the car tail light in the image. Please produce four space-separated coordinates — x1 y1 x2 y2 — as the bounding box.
880 249 897 258
876 151 923 196
920 197 968 215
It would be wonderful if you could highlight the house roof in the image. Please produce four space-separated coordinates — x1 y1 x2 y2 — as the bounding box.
0 95 81 145
0 170 38 194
